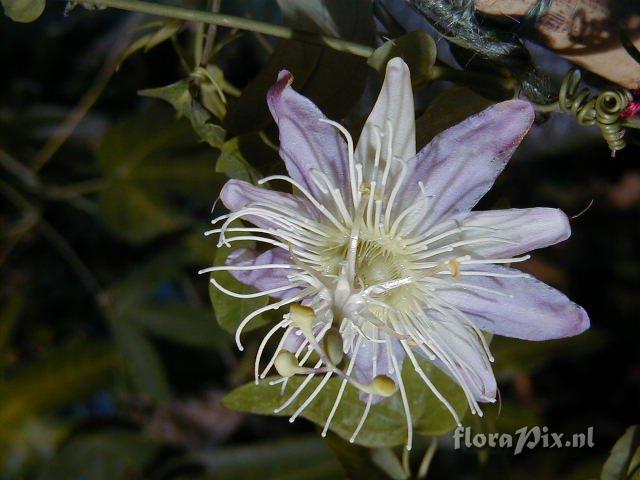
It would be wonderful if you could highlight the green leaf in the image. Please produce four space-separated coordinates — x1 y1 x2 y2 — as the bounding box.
216 136 263 184
369 448 408 480
118 19 183 68
103 251 196 402
139 79 192 117
96 112 223 244
601 425 640 480
107 312 172 403
39 430 160 480
99 181 188 244
209 235 270 334
189 101 226 148
225 0 374 134
1 0 44 23
188 435 342 479
129 303 229 350
415 87 493 149
223 355 467 448
367 31 437 88
192 65 229 121
107 248 187 309
140 82 226 149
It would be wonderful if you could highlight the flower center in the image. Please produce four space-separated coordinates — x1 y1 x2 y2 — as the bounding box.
355 239 403 288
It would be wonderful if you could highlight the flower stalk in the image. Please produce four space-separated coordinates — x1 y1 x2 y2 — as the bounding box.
74 0 375 58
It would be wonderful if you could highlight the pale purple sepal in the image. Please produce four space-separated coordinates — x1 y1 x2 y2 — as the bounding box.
457 207 571 258
398 100 535 231
220 179 319 229
225 247 300 300
267 70 349 199
352 338 406 403
436 264 590 341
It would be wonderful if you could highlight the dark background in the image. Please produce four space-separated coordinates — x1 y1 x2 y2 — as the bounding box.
1 0 639 478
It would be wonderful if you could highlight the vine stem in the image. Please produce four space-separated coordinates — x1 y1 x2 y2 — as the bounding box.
76 0 375 58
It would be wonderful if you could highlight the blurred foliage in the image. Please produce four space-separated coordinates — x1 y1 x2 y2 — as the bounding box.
1 0 44 22
601 425 640 480
367 31 436 88
1 0 639 478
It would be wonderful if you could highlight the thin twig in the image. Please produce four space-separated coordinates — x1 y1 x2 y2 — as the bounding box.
0 179 105 302
75 0 375 58
201 0 222 66
30 17 139 173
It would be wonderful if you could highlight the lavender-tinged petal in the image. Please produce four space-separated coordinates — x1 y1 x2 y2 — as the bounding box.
356 58 416 180
267 70 349 198
220 179 319 229
437 264 590 341
399 100 535 231
457 207 571 258
352 336 405 403
282 328 307 354
225 247 301 300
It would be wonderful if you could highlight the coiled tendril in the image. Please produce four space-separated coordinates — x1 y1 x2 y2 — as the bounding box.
535 69 635 156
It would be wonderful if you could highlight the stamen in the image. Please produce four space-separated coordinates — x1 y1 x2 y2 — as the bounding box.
210 278 299 299
319 118 359 209
321 336 362 437
259 324 293 379
460 254 531 265
380 120 395 199
258 175 345 230
349 332 376 442
399 338 461 426
384 158 407 229
350 396 373 443
235 290 314 350
436 270 529 278
198 263 296 275
274 359 323 413
254 321 288 382
289 370 333 422
371 127 382 184
388 340 412 451
309 170 352 225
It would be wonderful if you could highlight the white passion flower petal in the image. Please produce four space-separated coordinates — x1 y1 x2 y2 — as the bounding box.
204 57 590 450
355 57 416 184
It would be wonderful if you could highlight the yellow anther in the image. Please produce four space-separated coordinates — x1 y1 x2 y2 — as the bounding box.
448 259 461 279
289 304 315 331
274 351 304 377
371 375 398 397
405 338 419 348
323 328 344 365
